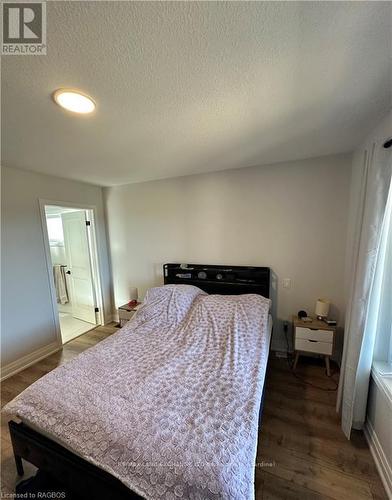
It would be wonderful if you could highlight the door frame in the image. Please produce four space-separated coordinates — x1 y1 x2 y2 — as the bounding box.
39 199 105 345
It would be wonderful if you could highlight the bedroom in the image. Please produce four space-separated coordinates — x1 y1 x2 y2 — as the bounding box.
1 1 391 499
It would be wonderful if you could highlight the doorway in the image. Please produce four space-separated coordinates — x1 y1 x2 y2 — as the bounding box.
42 204 102 344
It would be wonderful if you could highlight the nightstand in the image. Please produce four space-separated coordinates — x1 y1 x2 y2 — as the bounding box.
292 316 336 376
118 302 140 327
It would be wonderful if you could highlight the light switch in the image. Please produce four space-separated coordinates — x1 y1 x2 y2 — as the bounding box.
283 278 292 289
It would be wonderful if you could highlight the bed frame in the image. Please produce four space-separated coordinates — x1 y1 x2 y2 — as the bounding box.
8 263 271 499
164 263 270 298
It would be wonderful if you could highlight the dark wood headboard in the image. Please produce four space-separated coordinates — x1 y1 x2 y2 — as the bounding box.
163 263 270 298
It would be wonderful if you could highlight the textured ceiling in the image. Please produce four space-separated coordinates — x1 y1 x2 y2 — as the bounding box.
2 1 391 186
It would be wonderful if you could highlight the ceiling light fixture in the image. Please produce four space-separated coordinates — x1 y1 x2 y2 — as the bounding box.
53 89 95 114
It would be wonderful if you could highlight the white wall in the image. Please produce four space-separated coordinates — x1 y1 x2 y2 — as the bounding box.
1 166 113 370
105 153 352 353
367 374 392 498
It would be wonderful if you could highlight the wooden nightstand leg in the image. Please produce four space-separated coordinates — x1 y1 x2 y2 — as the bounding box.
293 352 300 371
325 356 331 377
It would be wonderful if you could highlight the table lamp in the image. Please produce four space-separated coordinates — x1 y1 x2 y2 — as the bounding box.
315 299 330 320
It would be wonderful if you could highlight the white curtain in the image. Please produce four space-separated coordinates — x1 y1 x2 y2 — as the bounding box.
337 139 392 438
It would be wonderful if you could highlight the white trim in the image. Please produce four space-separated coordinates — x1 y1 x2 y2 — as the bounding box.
85 208 105 327
372 365 392 407
38 200 63 345
364 420 392 499
38 199 106 344
1 342 61 381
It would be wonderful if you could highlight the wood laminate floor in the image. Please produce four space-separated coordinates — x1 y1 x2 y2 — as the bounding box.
0 325 387 499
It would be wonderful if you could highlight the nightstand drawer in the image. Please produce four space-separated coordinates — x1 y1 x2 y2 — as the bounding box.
296 326 333 343
118 303 140 328
295 338 333 355
119 309 135 321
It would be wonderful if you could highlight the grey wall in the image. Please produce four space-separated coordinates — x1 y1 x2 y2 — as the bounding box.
104 153 352 353
1 166 113 368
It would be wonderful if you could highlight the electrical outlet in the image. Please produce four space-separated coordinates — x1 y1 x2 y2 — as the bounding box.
282 278 292 289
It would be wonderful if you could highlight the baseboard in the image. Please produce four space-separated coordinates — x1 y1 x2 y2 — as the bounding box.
1 342 62 381
364 420 392 499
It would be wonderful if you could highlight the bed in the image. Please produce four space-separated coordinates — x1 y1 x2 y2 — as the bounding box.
4 264 272 500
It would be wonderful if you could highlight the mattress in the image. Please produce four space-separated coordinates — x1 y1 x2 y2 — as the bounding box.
4 285 272 500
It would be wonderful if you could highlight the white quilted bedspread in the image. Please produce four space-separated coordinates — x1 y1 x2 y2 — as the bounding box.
4 285 271 500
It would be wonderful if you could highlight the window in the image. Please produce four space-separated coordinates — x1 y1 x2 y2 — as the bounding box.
371 177 392 377
46 215 65 247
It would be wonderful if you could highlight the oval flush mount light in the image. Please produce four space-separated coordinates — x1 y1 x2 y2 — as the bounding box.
53 89 95 114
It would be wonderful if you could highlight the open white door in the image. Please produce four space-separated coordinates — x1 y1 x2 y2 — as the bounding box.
62 211 96 324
